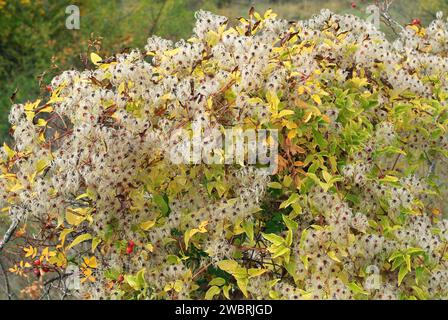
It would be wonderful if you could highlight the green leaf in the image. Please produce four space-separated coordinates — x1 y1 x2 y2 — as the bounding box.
285 229 293 246
284 260 297 278
91 237 102 253
236 278 249 298
379 175 399 183
205 286 221 300
184 228 199 248
266 90 280 115
391 256 404 271
153 194 169 215
247 268 267 278
139 219 156 231
291 203 302 216
125 275 139 290
279 193 300 209
300 255 309 270
388 251 402 262
136 268 146 288
36 158 50 173
406 247 424 255
268 182 283 189
322 170 332 183
217 260 239 274
282 214 298 231
104 268 121 281
242 220 254 243
404 254 411 272
209 277 226 287
347 282 369 295
262 233 284 245
412 286 428 300
271 246 290 259
327 251 341 263
398 264 409 286
222 285 231 299
377 146 406 156
312 128 328 149
299 229 309 250
415 266 425 286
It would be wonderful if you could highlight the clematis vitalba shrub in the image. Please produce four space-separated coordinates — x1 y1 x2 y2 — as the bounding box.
2 8 448 300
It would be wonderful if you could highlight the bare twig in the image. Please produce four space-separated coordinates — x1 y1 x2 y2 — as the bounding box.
192 262 212 280
0 258 14 300
0 218 20 254
375 0 405 36
39 271 73 300
149 0 169 36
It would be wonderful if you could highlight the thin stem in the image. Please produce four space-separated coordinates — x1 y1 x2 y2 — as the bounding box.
0 218 20 254
0 258 14 300
149 0 169 36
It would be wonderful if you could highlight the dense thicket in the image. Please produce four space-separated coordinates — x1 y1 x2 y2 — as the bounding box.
2 8 448 300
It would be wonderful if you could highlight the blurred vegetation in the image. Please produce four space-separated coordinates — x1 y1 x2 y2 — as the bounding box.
0 0 447 143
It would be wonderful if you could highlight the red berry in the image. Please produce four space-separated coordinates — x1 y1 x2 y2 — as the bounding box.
33 259 41 266
128 240 135 248
412 18 421 25
33 268 41 277
351 2 357 8
126 246 133 254
42 266 50 273
45 85 52 92
117 275 124 283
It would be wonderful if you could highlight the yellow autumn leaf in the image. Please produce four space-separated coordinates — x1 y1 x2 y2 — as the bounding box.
41 247 56 261
36 118 47 127
184 220 209 248
327 251 341 263
118 82 126 94
48 252 67 267
3 143 15 159
36 158 50 173
91 237 102 253
59 228 73 247
311 94 322 105
9 183 24 193
206 30 221 46
66 233 92 251
173 279 184 293
198 220 208 233
90 52 102 66
66 208 87 226
83 256 98 269
266 90 280 115
276 109 295 118
303 111 313 123
81 268 96 283
350 77 369 88
36 106 53 114
139 220 156 231
24 245 36 258
163 48 180 57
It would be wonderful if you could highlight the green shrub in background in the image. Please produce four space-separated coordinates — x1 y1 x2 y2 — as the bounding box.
0 0 220 142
